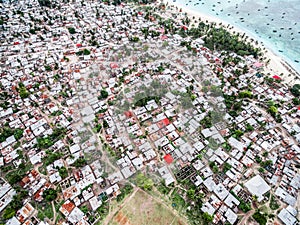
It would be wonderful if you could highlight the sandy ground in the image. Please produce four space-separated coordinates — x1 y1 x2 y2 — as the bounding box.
162 0 299 85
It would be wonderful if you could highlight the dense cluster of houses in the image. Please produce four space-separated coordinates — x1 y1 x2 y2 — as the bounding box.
0 0 299 224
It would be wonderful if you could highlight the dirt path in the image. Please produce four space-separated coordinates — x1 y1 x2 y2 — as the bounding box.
51 201 57 225
237 209 255 225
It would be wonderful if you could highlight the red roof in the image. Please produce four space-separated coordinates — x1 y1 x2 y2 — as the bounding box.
14 42 20 45
157 118 171 128
164 154 174 164
217 67 223 72
60 200 75 215
253 62 263 68
110 62 118 69
160 35 168 41
162 118 170 126
273 75 281 80
181 25 188 31
297 106 300 110
76 43 82 47
124 111 133 118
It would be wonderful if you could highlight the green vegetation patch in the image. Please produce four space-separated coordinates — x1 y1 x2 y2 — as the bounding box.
116 183 134 202
42 188 58 202
135 173 154 191
252 211 268 225
269 195 280 210
37 203 54 220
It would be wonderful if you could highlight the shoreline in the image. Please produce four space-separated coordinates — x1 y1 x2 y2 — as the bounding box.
162 0 299 85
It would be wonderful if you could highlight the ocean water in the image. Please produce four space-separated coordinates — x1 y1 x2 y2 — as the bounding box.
173 0 300 73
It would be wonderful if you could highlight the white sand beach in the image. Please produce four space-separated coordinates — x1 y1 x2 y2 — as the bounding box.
162 0 299 85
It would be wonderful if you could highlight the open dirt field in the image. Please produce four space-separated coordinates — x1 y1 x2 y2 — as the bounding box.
109 190 186 225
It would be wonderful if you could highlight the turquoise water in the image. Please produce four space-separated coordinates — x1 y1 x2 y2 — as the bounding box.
173 0 300 73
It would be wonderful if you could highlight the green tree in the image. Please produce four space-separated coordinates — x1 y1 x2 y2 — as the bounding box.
37 137 54 149
42 188 57 202
268 106 278 116
212 165 219 174
234 130 244 138
2 207 16 220
5 171 23 185
210 85 222 96
68 27 76 34
245 123 254 132
116 184 133 202
130 36 140 42
13 128 24 140
83 49 90 55
72 158 87 168
290 84 300 97
292 98 300 105
99 89 108 99
136 173 153 191
202 212 213 223
222 162 232 173
103 120 109 128
43 152 63 166
252 211 267 225
238 90 252 98
38 0 52 7
260 160 272 168
58 167 68 179
44 65 52 71
187 188 196 200
0 126 14 143
19 85 30 99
